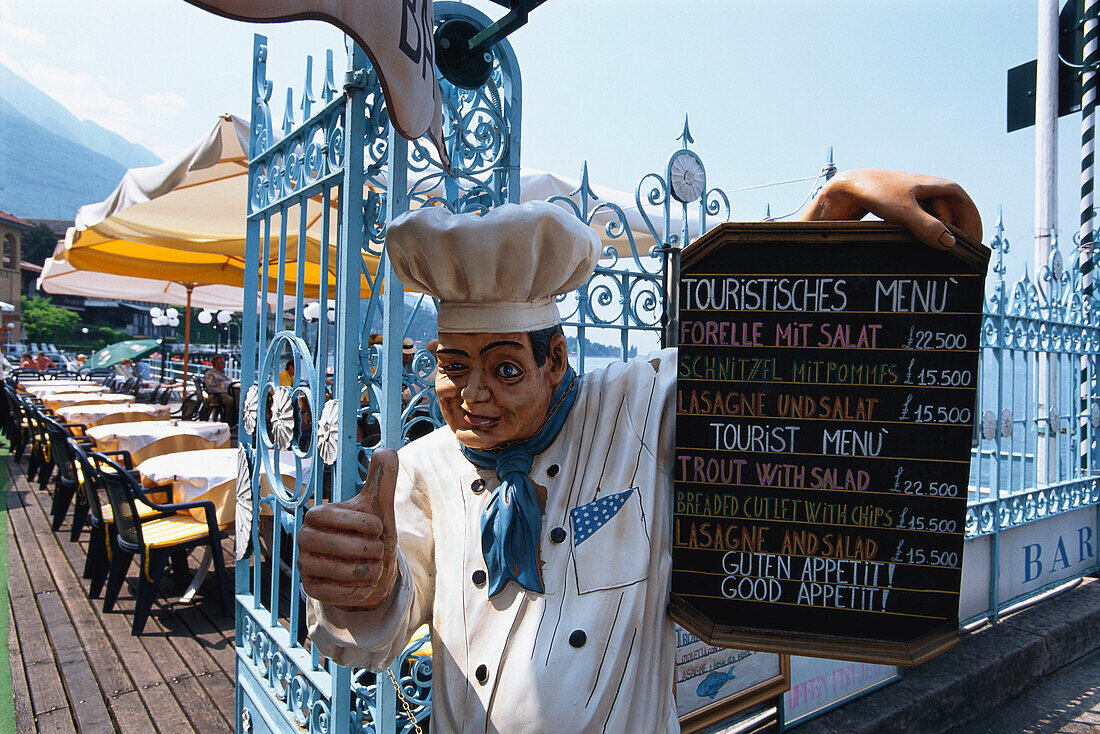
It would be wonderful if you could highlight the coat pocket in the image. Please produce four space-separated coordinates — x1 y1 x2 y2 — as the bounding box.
570 488 650 594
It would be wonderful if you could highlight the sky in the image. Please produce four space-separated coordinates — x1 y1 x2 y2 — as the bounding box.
0 0 1087 286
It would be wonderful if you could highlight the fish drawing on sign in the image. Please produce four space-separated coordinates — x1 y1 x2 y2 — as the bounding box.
696 668 736 700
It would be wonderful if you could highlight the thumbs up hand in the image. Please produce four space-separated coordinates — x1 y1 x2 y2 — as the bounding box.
298 448 400 611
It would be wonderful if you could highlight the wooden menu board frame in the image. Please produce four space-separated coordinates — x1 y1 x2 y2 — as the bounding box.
670 221 990 666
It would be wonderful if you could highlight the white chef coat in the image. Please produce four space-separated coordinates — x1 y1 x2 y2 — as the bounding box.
310 349 679 733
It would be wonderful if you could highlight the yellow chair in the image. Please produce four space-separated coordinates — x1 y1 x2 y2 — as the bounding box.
94 453 231 634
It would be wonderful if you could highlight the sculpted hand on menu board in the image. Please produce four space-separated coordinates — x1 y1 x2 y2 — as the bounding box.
800 169 983 250
297 448 400 612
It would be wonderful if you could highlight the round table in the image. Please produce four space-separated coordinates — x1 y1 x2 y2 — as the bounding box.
23 383 107 397
137 448 312 602
138 448 313 526
42 393 134 411
56 403 171 427
86 420 232 465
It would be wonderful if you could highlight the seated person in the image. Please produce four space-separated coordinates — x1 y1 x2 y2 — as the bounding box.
202 354 236 414
134 359 152 383
18 353 35 370
32 352 55 371
279 358 295 386
114 358 135 382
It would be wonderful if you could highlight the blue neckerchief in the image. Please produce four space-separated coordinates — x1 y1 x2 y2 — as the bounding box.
460 367 579 597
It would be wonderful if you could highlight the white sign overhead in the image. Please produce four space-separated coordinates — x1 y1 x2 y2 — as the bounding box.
185 0 448 166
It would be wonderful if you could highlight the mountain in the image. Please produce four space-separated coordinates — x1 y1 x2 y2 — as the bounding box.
0 62 160 170
0 96 129 220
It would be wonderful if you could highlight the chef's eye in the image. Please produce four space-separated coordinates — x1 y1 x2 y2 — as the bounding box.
441 361 468 374
495 361 523 379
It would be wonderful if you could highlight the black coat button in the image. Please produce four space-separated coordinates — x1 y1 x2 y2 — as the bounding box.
472 569 486 586
475 664 489 684
547 464 559 477
569 630 586 648
549 527 566 543
471 478 485 493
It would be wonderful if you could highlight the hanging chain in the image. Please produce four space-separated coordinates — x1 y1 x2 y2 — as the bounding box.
386 668 424 734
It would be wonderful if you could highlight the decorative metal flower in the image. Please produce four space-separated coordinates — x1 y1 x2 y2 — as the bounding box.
271 386 294 449
981 410 996 441
235 447 253 561
242 384 259 435
318 399 340 465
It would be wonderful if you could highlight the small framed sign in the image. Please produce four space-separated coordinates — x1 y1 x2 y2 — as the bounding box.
670 222 990 666
778 655 901 729
675 624 790 732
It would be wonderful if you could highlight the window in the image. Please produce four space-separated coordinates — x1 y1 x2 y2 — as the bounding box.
2 234 15 270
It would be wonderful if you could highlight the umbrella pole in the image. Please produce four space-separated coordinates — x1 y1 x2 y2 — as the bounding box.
182 287 193 399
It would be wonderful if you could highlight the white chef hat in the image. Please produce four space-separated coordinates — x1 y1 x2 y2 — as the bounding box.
386 202 601 333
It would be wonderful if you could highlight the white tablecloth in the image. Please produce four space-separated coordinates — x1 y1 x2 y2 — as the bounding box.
56 403 171 427
42 393 133 411
86 420 231 463
138 448 312 526
24 383 107 396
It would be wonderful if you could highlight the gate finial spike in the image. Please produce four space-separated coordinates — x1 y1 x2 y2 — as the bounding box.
823 146 837 180
567 162 599 219
282 87 295 135
300 55 316 120
322 49 338 103
677 114 694 148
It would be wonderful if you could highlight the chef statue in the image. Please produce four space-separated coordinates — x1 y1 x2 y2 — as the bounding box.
298 170 982 732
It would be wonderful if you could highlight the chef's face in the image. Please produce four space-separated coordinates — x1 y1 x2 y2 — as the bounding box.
435 331 567 450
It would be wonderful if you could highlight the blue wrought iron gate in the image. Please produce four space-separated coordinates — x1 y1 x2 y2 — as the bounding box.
231 14 836 728
234 4 525 732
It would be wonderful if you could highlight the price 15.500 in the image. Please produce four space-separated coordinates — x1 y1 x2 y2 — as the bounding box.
895 507 957 533
898 396 972 424
889 539 960 568
901 363 972 387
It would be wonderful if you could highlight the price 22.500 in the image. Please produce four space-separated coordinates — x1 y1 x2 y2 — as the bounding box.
901 329 968 350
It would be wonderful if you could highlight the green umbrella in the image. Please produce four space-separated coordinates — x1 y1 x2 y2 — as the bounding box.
84 339 162 371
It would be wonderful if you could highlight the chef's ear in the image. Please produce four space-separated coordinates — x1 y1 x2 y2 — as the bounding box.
546 331 569 385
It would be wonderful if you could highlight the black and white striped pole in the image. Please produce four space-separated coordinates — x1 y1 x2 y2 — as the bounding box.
1081 0 1098 294
1081 0 1098 475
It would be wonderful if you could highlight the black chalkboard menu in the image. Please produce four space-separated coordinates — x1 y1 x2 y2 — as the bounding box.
670 222 990 666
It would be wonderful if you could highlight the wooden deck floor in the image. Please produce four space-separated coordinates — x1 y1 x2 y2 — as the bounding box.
5 456 235 733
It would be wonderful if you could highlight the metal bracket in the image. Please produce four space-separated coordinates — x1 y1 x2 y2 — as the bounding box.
467 0 548 55
434 0 545 89
343 69 367 91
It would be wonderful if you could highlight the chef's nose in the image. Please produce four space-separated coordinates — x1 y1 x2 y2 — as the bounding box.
461 369 491 404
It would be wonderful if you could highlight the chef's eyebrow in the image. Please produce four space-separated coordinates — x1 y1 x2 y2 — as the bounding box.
480 340 524 355
435 348 470 357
